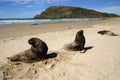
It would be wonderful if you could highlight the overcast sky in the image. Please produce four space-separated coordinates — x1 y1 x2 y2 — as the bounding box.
0 0 120 18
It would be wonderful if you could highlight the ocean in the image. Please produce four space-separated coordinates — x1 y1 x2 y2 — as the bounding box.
0 18 101 26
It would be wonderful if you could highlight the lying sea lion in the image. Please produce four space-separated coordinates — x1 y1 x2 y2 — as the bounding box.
7 49 41 63
7 37 48 63
63 30 86 52
98 30 118 36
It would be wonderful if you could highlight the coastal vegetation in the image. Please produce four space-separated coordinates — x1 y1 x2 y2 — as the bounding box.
34 6 120 19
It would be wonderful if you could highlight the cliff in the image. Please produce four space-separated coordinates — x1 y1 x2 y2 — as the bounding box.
34 6 120 19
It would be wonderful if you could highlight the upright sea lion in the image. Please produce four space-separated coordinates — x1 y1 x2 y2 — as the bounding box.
73 30 86 51
7 37 48 63
28 37 48 59
98 30 118 36
63 30 86 52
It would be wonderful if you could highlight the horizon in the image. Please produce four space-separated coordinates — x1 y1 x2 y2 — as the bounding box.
0 0 120 18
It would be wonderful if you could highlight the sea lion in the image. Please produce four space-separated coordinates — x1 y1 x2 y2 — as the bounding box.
7 37 48 63
63 30 86 52
98 30 118 36
28 37 48 58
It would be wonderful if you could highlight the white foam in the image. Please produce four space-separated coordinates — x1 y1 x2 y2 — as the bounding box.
0 18 100 26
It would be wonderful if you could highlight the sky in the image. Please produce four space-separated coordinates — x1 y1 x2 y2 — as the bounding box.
0 0 120 18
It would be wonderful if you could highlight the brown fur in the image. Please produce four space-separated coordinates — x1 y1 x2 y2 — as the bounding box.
98 30 118 36
7 37 48 63
64 30 86 51
28 37 48 58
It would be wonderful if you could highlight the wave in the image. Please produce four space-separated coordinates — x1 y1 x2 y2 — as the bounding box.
0 18 101 26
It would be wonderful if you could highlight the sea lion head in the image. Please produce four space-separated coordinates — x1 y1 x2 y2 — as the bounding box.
28 37 42 47
98 30 107 35
77 30 84 36
76 30 84 38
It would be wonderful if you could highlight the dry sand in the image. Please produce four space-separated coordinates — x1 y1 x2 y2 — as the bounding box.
0 18 120 80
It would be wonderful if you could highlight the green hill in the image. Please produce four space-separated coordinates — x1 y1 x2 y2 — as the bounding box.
34 6 120 19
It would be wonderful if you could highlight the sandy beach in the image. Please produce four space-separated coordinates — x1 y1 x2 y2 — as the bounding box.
0 18 120 80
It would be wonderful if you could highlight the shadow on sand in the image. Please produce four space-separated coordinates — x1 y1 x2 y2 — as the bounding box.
46 53 58 59
81 46 94 53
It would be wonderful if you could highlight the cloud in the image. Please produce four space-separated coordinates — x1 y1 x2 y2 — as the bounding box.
0 0 68 4
96 6 120 15
26 5 34 8
0 0 31 3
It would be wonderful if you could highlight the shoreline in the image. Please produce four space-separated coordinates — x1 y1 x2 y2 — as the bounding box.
0 18 103 27
0 19 106 39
